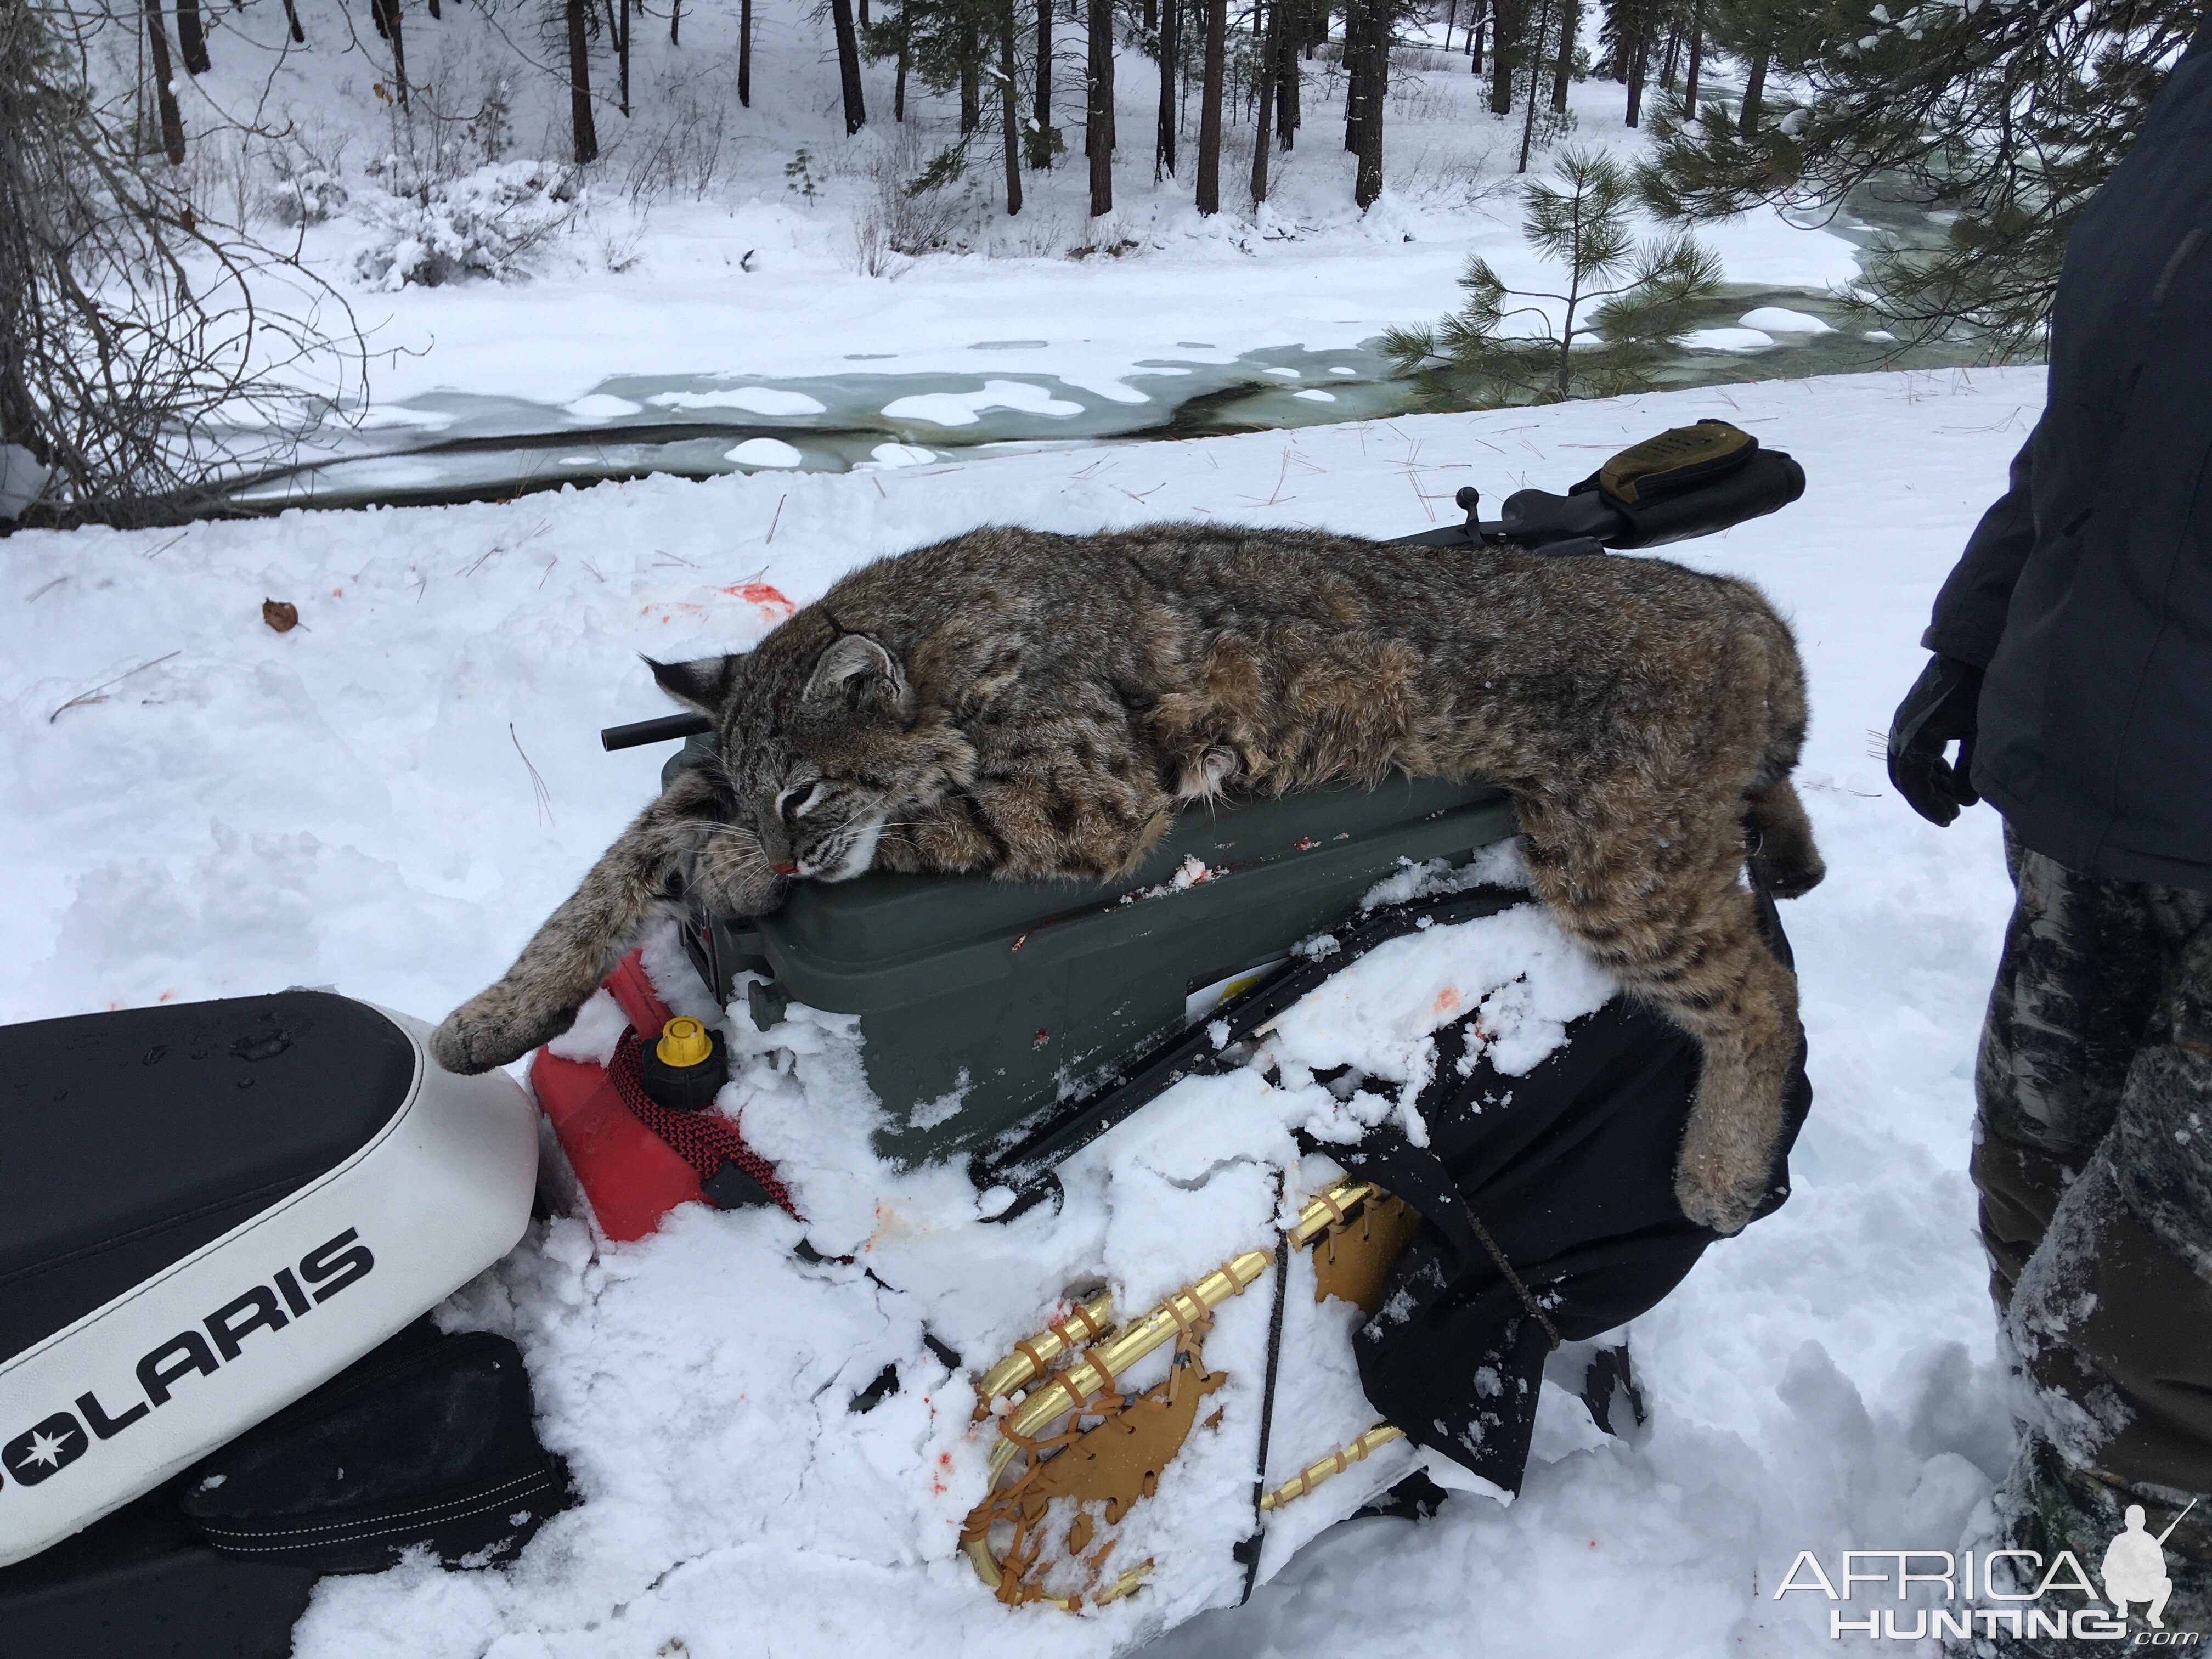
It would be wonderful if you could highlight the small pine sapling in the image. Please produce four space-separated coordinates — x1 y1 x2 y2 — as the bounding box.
1383 148 1720 402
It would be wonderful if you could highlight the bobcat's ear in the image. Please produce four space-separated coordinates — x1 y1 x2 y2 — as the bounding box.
805 634 909 713
646 653 742 716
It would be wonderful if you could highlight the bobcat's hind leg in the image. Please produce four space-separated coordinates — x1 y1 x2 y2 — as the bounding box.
1662 899 1802 1234
1520 798 1802 1235
1745 776 1825 899
431 769 773 1075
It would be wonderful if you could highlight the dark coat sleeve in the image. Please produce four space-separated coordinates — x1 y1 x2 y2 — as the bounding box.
1922 423 2040 669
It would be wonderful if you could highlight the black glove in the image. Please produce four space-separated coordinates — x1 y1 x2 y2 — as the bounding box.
1887 654 1984 826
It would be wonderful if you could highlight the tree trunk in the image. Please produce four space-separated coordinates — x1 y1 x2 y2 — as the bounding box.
566 0 598 161
1342 0 1363 151
1274 0 1297 144
1739 35 1768 132
962 22 981 133
896 3 909 117
1249 0 1274 202
1470 0 1483 71
1001 3 1024 212
832 0 867 131
1550 0 1573 109
599 0 627 116
376 0 407 106
1681 0 1702 115
669 0 679 44
1623 10 1647 126
280 0 303 38
617 0 630 115
1087 0 1113 212
140 0 187 161
1035 0 1052 162
860 0 868 26
1515 0 1548 170
1659 17 1678 91
1352 0 1383 207
1488 0 1519 113
1195 0 1222 211
1155 0 1178 174
738 0 752 104
175 0 209 74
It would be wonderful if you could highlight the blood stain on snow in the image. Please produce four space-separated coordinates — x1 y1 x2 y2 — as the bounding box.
723 581 796 620
1431 986 1463 1017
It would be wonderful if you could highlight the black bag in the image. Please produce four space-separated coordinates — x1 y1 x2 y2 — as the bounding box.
0 1322 573 1659
1344 904 1813 1496
179 1321 571 1575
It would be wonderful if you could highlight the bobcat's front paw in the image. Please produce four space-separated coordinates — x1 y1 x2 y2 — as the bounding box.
1673 1108 1779 1237
430 984 574 1075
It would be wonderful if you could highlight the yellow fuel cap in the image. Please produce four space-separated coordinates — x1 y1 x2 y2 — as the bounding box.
656 1016 714 1068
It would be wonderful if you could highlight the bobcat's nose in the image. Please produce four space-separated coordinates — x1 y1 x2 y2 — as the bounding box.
771 862 800 877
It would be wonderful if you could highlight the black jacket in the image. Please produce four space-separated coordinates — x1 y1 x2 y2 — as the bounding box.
1926 23 2212 889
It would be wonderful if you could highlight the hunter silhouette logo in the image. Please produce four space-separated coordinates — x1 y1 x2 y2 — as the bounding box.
1774 1506 2207 1644
2105 1501 2198 1629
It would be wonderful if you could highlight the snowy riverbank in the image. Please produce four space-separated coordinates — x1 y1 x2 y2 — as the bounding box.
3 368 2035 1656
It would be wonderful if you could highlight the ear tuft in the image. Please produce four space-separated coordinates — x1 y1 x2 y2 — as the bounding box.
646 654 740 715
804 634 907 709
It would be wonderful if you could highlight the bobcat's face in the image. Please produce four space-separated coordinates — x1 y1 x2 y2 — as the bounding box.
673 631 974 884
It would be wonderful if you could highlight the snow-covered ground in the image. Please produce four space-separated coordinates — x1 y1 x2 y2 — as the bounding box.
3 366 2037 1655
129 0 1861 426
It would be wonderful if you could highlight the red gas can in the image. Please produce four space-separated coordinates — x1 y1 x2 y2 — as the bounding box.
528 952 788 1242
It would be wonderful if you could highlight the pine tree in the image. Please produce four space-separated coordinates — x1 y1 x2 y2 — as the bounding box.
1637 0 2199 356
564 0 597 161
1382 147 1720 400
1034 0 1054 162
998 0 1023 210
1155 0 1180 176
175 0 210 74
1195 0 1223 211
739 0 753 104
1087 0 1113 212
1249 0 1278 202
831 0 868 131
138 0 186 161
1488 0 1523 111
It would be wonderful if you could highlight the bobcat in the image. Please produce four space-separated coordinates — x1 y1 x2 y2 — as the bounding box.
433 523 1824 1234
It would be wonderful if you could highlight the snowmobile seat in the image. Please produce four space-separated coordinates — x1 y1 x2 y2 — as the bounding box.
0 991 540 1571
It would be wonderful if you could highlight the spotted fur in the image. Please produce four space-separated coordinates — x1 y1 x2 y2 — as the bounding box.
435 523 1824 1232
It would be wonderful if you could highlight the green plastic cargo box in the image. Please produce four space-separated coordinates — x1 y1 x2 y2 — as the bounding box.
665 741 1517 1167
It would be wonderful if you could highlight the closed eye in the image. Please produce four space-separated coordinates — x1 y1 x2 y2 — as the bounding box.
776 781 825 823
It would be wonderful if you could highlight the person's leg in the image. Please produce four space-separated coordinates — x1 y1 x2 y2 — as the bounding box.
1967 832 2212 1647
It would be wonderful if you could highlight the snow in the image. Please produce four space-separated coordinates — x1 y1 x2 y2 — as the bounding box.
1740 307 1837 334
1684 326 1779 352
652 388 831 416
880 380 1090 426
0 366 2042 1655
81 0 1863 432
867 443 940 469
725 437 805 467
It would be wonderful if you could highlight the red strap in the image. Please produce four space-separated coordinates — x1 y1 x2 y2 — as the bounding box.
608 1028 798 1218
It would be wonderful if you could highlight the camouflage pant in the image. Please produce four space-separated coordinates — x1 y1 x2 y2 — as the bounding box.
1965 827 2212 1650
